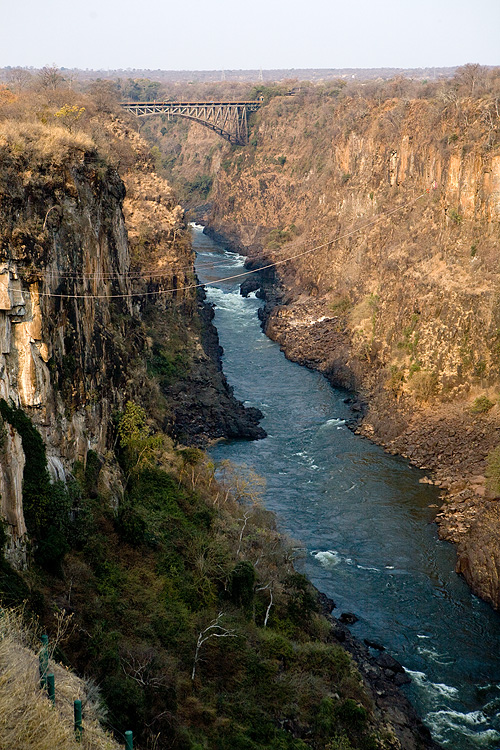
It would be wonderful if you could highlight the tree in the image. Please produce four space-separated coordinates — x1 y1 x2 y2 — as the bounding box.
454 63 486 96
5 68 32 92
54 104 85 132
88 80 119 112
38 65 64 91
117 400 162 473
191 612 236 681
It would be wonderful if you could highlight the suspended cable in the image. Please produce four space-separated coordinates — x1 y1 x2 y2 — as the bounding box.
37 188 433 301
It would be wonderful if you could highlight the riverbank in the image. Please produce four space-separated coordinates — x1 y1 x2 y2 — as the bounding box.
318 597 441 750
202 220 500 613
264 292 500 611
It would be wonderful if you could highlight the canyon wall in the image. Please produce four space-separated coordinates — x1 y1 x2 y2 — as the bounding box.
0 111 260 563
175 90 500 607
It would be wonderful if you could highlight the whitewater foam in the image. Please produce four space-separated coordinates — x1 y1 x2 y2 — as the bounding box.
324 418 346 427
426 708 500 744
311 550 342 567
404 669 459 699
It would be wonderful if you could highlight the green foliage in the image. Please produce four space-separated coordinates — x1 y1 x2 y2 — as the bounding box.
0 399 51 535
147 342 188 387
330 295 351 315
119 77 163 102
448 208 463 224
117 400 150 447
473 360 487 378
397 313 420 360
248 84 288 103
229 561 256 608
185 173 213 199
0 400 94 573
10 452 378 749
285 573 320 625
266 226 297 249
471 395 495 413
388 365 405 394
116 400 163 473
276 155 287 166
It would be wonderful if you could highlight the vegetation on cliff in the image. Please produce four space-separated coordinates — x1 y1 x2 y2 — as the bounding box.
0 398 395 750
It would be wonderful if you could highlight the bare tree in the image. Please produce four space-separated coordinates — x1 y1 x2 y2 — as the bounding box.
121 647 168 689
454 63 486 96
191 612 236 681
38 65 64 91
6 68 32 92
255 583 274 627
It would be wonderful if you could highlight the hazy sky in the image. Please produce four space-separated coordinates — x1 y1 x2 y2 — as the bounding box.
1 0 498 71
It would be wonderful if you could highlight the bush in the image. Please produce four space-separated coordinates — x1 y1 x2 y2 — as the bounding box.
410 370 438 401
470 395 495 413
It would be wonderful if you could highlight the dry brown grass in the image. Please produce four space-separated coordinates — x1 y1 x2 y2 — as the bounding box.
0 607 121 750
0 120 94 165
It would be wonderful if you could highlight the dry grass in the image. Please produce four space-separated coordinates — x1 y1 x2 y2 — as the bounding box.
0 607 121 750
0 120 94 165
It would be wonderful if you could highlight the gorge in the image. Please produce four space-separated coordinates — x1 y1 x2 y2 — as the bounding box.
1 70 500 750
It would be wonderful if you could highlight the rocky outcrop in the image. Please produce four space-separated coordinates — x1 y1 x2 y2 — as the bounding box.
162 289 265 445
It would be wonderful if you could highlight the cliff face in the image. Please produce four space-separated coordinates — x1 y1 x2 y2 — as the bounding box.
0 122 132 558
0 113 261 563
200 91 500 607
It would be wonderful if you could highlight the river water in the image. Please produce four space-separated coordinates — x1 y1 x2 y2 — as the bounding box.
192 224 500 749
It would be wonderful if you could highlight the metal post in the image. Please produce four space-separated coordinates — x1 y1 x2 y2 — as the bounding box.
124 730 133 749
47 673 55 705
39 634 49 688
74 699 83 741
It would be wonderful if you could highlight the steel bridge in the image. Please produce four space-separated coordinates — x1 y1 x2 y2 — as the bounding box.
120 100 262 145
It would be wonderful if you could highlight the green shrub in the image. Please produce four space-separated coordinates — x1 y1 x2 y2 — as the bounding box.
471 395 495 413
448 208 463 224
285 573 320 624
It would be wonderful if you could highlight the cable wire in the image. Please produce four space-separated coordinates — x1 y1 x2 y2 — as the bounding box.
37 188 432 301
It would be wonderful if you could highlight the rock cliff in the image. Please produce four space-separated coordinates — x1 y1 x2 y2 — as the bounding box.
0 107 261 563
197 87 500 607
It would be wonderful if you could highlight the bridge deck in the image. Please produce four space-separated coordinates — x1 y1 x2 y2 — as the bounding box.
120 100 262 145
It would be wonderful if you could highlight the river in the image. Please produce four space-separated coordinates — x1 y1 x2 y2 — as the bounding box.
192 224 500 749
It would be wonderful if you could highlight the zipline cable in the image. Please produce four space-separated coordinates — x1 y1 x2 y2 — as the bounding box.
37 188 433 301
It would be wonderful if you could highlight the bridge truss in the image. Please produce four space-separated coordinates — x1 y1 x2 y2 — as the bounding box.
120 100 262 145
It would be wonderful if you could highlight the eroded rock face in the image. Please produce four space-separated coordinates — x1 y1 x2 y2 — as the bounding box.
455 503 500 609
0 147 135 557
0 423 26 548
